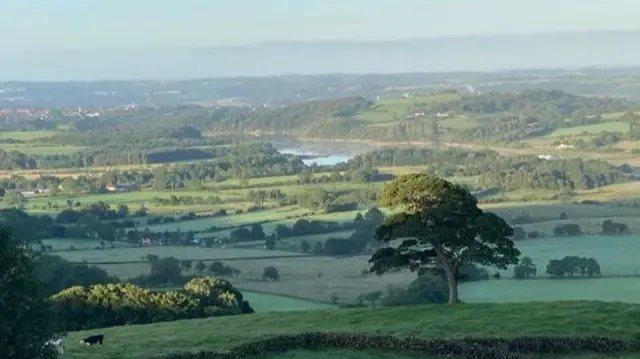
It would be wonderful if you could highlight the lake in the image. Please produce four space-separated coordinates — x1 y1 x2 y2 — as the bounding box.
278 148 354 166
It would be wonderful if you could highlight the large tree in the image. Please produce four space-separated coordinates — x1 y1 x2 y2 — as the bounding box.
0 228 60 358
369 174 520 304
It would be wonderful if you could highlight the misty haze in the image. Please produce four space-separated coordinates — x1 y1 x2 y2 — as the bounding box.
4 1 640 359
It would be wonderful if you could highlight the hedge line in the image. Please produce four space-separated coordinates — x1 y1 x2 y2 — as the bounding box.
150 332 640 359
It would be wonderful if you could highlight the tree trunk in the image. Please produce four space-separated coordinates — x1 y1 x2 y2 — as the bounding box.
442 264 459 304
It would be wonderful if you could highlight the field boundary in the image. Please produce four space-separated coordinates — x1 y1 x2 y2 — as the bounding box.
71 254 314 265
150 332 640 359
235 288 336 306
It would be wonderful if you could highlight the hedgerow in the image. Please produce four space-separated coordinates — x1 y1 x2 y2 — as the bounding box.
149 332 640 359
52 277 253 331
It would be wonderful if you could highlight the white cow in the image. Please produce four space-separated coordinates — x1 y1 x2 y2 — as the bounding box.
44 338 64 355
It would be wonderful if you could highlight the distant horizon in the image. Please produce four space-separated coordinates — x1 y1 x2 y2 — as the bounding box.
4 65 640 85
4 29 640 82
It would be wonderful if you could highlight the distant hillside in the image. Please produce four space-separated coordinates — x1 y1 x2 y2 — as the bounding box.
208 90 634 143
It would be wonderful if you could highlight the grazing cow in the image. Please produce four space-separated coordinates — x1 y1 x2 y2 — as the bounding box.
80 334 104 346
44 338 64 355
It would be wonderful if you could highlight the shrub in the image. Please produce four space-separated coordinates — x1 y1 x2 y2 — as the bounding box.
513 226 526 240
527 230 541 239
553 224 582 236
602 220 628 235
262 266 279 281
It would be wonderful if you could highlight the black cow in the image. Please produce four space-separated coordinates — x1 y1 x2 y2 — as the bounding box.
80 334 104 346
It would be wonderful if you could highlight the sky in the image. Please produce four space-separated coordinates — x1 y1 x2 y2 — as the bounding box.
2 0 640 51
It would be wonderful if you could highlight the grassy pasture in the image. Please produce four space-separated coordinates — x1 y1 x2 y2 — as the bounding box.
0 130 60 141
200 209 364 238
94 233 640 304
437 115 481 129
41 238 134 251
356 94 461 124
241 291 335 312
483 202 640 221
63 301 640 358
146 206 312 232
56 246 308 264
0 144 84 155
29 190 217 208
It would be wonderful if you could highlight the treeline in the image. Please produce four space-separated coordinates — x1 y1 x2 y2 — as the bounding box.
1 144 630 195
203 90 633 143
341 147 629 191
0 143 307 192
313 208 386 256
29 252 254 331
3 140 303 172
296 187 378 213
513 256 602 279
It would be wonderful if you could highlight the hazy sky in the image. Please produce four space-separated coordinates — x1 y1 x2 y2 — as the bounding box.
3 0 640 51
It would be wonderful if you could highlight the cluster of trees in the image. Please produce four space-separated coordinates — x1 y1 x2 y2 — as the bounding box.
318 207 386 256
0 149 37 170
33 254 119 295
513 256 602 279
601 220 628 234
546 256 602 277
153 195 225 207
52 277 254 331
513 257 538 279
296 187 378 213
478 157 626 191
246 189 288 207
275 219 355 239
297 165 389 185
340 147 628 192
229 223 270 243
553 224 583 236
203 90 633 144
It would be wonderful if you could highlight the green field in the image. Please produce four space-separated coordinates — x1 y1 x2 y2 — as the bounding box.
0 130 60 141
242 291 335 312
63 301 640 358
0 144 84 155
87 229 640 306
41 238 135 251
356 94 461 124
546 121 629 137
146 206 313 232
55 246 308 264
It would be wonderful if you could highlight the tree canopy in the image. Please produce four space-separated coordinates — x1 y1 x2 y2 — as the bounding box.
0 228 59 358
369 174 521 304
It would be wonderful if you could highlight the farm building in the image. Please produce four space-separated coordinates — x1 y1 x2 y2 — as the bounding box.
105 184 141 193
